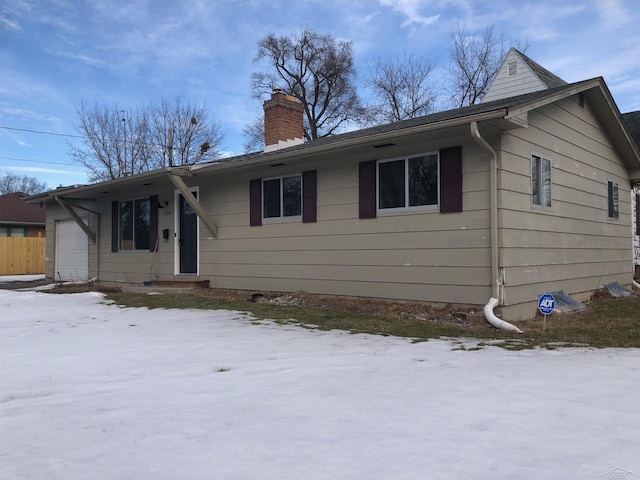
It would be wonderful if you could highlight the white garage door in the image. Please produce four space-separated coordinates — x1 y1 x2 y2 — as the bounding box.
56 219 88 281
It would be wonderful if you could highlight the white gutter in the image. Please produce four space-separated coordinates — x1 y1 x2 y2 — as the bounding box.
470 121 523 334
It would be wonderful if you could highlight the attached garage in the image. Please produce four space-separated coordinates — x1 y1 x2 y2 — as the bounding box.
55 218 88 281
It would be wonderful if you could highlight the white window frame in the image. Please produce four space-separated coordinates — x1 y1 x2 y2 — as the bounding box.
262 173 303 222
531 153 552 209
507 61 517 77
377 152 440 213
119 197 151 251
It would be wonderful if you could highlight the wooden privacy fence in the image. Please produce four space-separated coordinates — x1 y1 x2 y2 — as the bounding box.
0 237 46 275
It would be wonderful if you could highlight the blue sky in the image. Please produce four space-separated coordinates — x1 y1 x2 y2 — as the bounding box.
1 0 639 190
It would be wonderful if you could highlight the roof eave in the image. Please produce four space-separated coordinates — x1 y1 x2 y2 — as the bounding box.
504 78 640 172
26 167 177 203
191 108 508 176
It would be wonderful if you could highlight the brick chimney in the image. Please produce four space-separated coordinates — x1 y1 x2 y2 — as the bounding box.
263 87 304 152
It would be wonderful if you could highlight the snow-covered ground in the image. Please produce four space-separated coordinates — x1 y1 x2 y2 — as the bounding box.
1 287 638 480
0 274 45 282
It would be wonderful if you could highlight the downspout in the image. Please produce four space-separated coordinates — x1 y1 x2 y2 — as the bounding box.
470 121 523 333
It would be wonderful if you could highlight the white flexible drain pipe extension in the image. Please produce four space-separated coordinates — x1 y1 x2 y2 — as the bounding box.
633 279 640 290
471 121 524 334
483 298 523 334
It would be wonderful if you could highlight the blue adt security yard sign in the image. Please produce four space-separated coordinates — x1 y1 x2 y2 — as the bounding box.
538 293 555 332
538 293 556 315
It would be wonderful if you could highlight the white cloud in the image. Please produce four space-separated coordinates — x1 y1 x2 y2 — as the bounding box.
378 0 440 27
0 14 21 31
44 48 107 68
596 0 629 30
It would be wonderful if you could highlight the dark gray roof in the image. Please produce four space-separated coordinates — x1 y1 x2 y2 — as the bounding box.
209 78 595 166
515 49 567 89
622 111 640 148
28 77 609 202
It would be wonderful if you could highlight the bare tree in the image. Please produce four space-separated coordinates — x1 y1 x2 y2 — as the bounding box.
70 97 224 182
69 101 150 182
250 27 364 141
363 51 438 125
446 24 529 107
242 115 264 153
146 97 224 169
0 171 48 195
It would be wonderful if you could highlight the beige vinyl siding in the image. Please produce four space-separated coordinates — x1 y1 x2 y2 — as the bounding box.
88 137 494 306
95 192 175 284
483 51 546 103
192 138 493 306
498 95 633 318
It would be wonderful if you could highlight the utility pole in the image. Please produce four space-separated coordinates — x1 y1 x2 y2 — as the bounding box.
121 111 127 175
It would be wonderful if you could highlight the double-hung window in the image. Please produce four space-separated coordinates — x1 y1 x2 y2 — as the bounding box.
250 171 316 226
263 174 302 219
608 181 619 219
532 154 552 208
378 153 438 211
119 198 150 250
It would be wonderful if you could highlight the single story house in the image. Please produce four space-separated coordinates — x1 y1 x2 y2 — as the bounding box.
0 192 46 237
28 53 640 320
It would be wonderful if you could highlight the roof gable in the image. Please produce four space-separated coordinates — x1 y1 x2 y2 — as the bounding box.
483 48 567 103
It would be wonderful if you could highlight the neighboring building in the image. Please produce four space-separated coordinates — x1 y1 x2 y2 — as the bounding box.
29 58 640 320
622 110 640 277
0 192 46 237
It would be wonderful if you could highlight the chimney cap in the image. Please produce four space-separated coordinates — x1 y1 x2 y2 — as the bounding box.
272 85 285 95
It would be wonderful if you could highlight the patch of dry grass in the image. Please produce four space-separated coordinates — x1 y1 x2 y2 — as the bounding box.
45 283 640 349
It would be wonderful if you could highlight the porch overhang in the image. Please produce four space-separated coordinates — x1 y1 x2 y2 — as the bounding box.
168 173 218 238
54 196 97 243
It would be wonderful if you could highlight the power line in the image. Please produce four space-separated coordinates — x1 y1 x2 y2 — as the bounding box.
0 126 84 139
0 156 78 167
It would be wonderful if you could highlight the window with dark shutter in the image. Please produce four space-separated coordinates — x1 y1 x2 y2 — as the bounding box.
359 160 377 219
302 170 317 223
439 146 463 213
251 172 317 225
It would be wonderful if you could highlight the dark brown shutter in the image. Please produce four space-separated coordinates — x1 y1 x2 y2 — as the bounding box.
111 201 119 252
636 194 640 235
250 179 262 226
608 181 615 218
359 160 377 219
149 195 159 252
302 170 317 223
439 146 463 213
